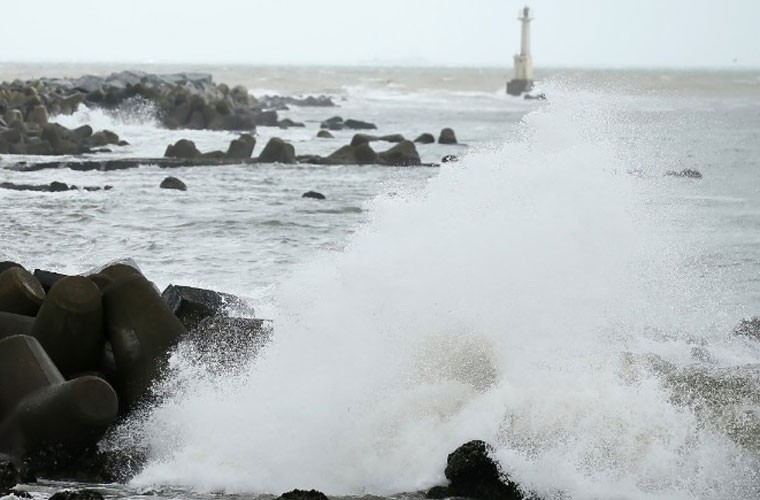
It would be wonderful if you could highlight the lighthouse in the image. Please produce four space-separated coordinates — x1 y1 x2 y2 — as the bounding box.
507 6 534 96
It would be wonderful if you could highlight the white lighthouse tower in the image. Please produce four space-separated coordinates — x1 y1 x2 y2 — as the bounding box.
507 6 534 96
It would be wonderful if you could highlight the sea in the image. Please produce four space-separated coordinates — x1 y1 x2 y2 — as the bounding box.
1 64 759 500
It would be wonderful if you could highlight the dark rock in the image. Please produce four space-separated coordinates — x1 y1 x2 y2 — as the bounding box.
444 440 524 499
31 276 104 378
0 312 35 341
257 137 296 164
26 106 48 127
350 133 377 146
226 133 256 159
159 175 185 191
0 181 105 193
278 118 305 128
415 133 435 144
316 130 333 139
162 284 250 331
524 93 547 100
164 139 201 159
733 317 760 340
425 485 453 499
379 133 405 143
72 125 93 139
32 269 68 293
344 118 377 130
320 116 344 130
327 143 377 165
0 262 24 274
103 274 187 411
438 128 457 145
0 460 19 494
378 140 421 166
49 489 104 500
665 168 702 179
302 191 326 200
277 489 329 500
0 267 45 316
442 155 459 163
87 130 120 147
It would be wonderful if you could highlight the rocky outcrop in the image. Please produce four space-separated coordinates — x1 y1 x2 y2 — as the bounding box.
316 130 333 139
0 119 123 156
426 440 525 499
258 95 335 110
320 116 377 131
164 139 201 159
377 140 421 166
226 133 256 159
302 191 326 199
414 133 435 144
327 143 378 165
159 177 187 191
277 490 329 500
257 137 296 164
0 181 112 192
438 127 457 144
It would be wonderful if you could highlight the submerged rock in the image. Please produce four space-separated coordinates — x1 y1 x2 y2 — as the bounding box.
48 489 104 500
302 191 326 199
160 176 187 191
316 130 334 139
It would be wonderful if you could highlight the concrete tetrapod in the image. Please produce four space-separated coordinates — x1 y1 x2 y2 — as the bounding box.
0 335 118 457
31 276 104 378
102 274 187 411
0 312 34 341
0 268 45 316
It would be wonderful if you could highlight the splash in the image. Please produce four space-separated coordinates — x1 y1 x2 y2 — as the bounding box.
114 85 760 499
52 99 159 131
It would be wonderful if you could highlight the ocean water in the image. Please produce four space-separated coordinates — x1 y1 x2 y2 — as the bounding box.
1 65 760 500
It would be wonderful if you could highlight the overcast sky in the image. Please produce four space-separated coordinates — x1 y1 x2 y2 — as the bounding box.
1 0 758 68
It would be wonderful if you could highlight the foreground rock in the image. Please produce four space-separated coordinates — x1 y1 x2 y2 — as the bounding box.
0 119 124 156
427 440 525 499
377 140 421 166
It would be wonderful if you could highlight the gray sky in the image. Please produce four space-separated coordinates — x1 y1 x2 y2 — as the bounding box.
2 0 758 68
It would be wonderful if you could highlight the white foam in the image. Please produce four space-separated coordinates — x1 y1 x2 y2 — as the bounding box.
116 84 759 499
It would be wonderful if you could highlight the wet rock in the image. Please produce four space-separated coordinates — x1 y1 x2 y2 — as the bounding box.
0 336 118 457
438 127 457 145
0 460 20 495
226 133 256 159
159 176 187 191
327 143 377 165
162 284 249 331
0 267 45 316
524 93 547 100
377 140 420 166
442 154 459 163
277 489 329 500
733 317 760 340
316 130 333 139
278 118 305 128
302 191 326 199
425 485 453 499
350 133 377 146
320 116 344 130
26 106 48 127
87 130 120 148
0 262 23 274
32 269 68 294
414 133 436 144
0 181 107 193
665 168 702 179
164 139 201 159
0 312 35 341
443 440 524 499
344 118 377 130
48 489 104 500
257 137 296 164
379 133 405 142
103 274 187 411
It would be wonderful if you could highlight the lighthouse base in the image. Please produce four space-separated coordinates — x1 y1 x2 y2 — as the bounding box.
506 79 533 96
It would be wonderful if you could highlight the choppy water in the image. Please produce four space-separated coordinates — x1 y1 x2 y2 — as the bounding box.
2 65 760 500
